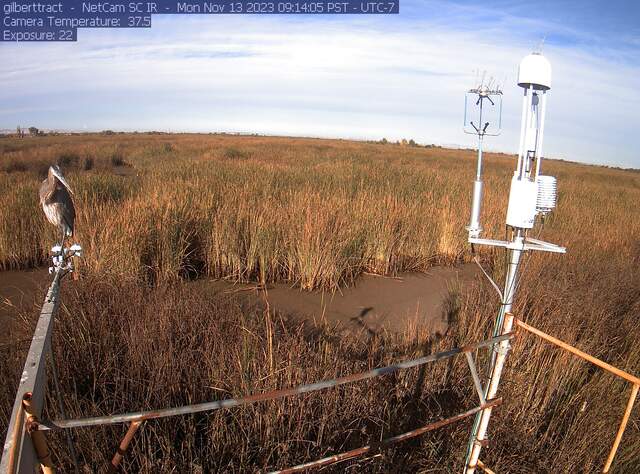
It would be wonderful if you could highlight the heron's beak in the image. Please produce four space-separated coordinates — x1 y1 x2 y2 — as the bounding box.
51 168 74 195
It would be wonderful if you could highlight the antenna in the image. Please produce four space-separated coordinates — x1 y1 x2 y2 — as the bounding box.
535 35 547 53
463 52 566 473
463 74 503 238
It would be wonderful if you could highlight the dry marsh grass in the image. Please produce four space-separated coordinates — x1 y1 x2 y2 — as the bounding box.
1 134 505 286
1 134 639 472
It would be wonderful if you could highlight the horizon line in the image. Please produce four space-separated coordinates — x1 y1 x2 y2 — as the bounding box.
2 127 637 172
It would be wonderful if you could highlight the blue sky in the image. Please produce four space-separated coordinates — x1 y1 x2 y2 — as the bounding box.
1 0 639 167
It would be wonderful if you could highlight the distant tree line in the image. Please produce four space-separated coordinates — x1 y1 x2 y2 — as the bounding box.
14 126 46 137
376 137 440 148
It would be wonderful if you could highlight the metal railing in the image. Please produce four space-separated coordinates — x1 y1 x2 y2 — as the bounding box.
514 318 639 473
2 269 639 473
1 265 507 473
1 269 64 473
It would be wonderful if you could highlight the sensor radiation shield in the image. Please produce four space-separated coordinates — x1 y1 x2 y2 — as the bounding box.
535 175 557 213
508 52 552 230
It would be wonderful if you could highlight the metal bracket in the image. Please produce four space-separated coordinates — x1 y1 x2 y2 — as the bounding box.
494 342 511 356
469 236 565 254
49 244 83 274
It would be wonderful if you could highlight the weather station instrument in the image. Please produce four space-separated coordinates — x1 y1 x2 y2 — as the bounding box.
49 243 83 274
463 72 503 238
463 52 566 473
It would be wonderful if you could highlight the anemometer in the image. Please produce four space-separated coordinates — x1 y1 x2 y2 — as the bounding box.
463 74 503 239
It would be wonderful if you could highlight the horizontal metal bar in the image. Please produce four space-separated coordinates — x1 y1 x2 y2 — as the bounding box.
39 333 514 431
468 237 509 248
524 237 566 253
515 319 640 386
469 237 566 254
270 398 502 473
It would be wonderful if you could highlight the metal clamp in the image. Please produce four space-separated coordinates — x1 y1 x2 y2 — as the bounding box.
494 342 511 356
49 244 83 274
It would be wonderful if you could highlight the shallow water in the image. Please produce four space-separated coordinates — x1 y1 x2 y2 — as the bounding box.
0 268 49 345
193 264 479 336
0 264 480 346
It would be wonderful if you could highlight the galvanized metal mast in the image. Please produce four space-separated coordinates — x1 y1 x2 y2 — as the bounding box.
463 52 566 473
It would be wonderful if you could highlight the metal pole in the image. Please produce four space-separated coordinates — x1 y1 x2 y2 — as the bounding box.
109 421 142 472
476 136 484 179
38 333 514 431
467 98 485 237
476 98 484 179
515 89 529 176
465 235 524 473
468 136 484 237
602 384 638 473
534 92 547 178
0 269 63 473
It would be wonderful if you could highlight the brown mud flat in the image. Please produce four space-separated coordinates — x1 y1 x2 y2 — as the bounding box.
1 264 479 348
194 264 479 337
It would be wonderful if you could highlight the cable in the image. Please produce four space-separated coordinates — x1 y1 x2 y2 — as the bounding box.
473 256 503 301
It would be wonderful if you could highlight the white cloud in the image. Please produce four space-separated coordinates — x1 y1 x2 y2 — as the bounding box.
1 8 638 167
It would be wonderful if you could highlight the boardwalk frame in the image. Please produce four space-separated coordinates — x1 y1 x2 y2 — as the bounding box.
1 269 64 473
2 270 639 473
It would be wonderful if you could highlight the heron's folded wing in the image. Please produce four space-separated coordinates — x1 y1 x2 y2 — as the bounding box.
53 187 76 234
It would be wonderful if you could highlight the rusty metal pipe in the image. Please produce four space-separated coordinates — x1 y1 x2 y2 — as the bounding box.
270 399 502 473
27 425 56 474
602 384 638 473
23 395 56 473
476 459 496 474
515 319 640 386
38 333 514 431
5 399 25 474
109 421 142 473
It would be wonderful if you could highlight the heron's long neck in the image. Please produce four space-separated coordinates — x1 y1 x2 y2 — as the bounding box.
45 175 57 201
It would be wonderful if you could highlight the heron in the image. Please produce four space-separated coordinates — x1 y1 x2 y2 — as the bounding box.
39 165 76 247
